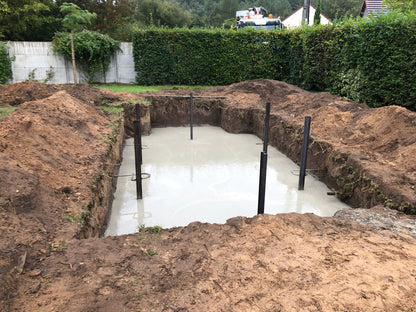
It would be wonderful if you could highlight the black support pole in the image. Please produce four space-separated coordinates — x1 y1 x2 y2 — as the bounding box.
190 92 193 140
257 102 271 215
135 104 142 165
298 116 311 191
263 102 271 153
257 151 268 214
133 120 143 199
135 103 140 120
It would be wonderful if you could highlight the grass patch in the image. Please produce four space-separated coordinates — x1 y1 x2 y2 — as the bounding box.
93 84 210 94
98 105 123 114
0 106 17 120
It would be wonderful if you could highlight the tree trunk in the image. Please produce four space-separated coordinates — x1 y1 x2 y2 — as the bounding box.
71 31 77 85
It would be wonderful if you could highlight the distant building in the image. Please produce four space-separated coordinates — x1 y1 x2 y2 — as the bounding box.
359 0 388 17
282 5 332 28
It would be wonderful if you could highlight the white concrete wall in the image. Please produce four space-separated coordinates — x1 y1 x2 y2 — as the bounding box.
6 41 136 84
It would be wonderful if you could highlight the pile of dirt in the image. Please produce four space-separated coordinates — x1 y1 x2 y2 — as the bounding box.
0 81 143 107
1 80 416 311
13 213 416 312
0 87 124 308
0 81 58 106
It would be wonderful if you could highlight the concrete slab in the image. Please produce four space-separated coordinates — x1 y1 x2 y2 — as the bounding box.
105 126 350 236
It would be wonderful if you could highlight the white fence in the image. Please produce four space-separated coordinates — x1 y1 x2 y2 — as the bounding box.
6 41 136 84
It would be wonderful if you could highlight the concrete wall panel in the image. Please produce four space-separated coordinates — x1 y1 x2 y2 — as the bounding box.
6 41 136 84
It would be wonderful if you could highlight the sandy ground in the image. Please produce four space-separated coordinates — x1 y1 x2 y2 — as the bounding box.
1 80 416 311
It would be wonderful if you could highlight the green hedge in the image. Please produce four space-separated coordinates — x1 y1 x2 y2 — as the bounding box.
0 42 12 84
328 15 416 109
133 14 416 110
133 28 287 86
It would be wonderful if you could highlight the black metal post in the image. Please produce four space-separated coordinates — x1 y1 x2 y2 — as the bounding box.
257 102 271 215
190 92 193 140
133 120 143 199
257 151 268 214
298 116 311 191
135 103 140 120
263 102 271 153
135 104 142 165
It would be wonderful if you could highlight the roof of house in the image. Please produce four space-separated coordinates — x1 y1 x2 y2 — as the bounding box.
282 4 332 26
360 0 388 17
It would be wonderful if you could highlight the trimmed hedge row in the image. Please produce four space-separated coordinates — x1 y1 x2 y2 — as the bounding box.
133 13 416 109
0 42 12 84
133 28 284 86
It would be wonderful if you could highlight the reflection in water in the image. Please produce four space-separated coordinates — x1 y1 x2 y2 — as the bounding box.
105 126 349 236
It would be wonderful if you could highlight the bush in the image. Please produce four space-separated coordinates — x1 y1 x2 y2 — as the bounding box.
329 14 416 109
52 30 120 82
133 27 287 86
0 42 12 84
132 15 416 110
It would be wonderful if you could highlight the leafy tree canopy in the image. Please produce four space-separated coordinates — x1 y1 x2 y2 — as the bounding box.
60 2 96 32
0 0 61 40
1 0 366 41
382 0 416 13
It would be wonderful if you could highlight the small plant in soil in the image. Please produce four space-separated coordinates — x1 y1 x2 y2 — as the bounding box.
142 248 158 257
147 226 162 233
50 241 67 252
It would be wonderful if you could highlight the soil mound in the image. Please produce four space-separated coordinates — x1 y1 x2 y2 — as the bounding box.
0 89 122 309
0 81 58 106
0 90 114 189
0 81 144 107
1 80 416 311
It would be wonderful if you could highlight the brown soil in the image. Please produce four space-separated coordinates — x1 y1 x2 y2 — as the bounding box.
1 80 416 311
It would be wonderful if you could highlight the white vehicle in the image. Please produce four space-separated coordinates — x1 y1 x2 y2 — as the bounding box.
236 7 283 30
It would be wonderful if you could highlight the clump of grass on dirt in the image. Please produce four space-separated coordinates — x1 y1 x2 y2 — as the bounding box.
0 106 17 120
93 84 210 94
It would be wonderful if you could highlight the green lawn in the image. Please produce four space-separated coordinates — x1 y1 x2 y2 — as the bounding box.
93 84 209 93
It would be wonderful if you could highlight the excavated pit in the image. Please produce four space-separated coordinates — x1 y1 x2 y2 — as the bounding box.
3 81 416 311
101 95 358 236
81 93 415 237
105 126 350 236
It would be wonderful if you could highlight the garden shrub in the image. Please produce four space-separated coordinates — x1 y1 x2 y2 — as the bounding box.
52 30 120 82
133 14 416 110
133 27 288 86
0 42 12 84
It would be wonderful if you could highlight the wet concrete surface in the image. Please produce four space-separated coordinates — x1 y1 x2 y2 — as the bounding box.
105 126 350 236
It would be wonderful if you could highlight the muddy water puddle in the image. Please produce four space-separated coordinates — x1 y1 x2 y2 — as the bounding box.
105 126 350 236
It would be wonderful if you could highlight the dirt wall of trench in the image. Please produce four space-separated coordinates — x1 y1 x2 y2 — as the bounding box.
79 119 125 238
85 86 415 237
143 98 411 212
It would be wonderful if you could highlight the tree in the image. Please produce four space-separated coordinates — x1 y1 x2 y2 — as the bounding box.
132 0 193 28
288 0 304 10
382 0 416 13
0 0 61 41
0 42 12 84
314 0 322 24
55 0 134 41
60 2 96 84
321 0 363 20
